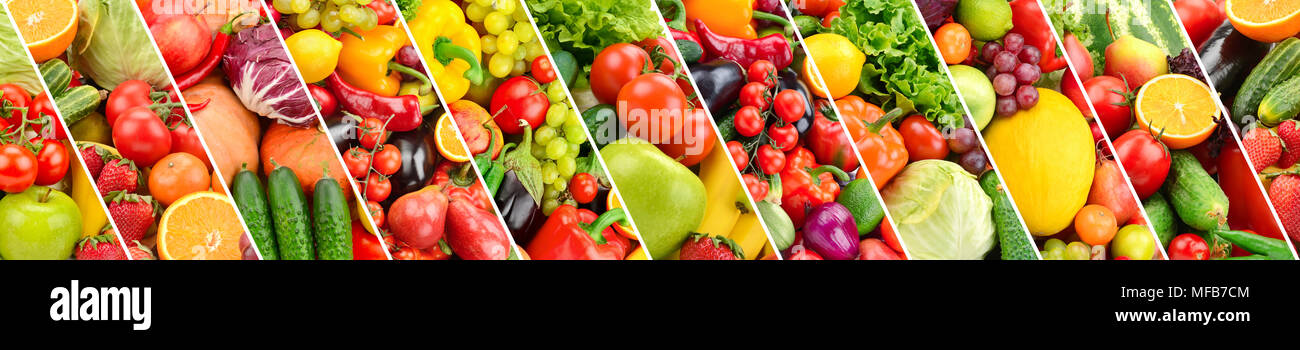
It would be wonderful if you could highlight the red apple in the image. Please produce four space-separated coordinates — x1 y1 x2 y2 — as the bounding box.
1103 35 1169 91
149 14 211 74
388 186 448 250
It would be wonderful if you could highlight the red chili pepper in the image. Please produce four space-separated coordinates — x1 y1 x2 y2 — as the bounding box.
174 12 249 91
694 19 793 71
186 99 211 113
326 72 423 132
526 206 631 260
1008 0 1067 72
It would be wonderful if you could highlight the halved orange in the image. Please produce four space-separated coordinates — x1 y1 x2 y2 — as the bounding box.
1134 74 1219 150
435 113 472 162
157 192 245 260
9 0 78 63
605 189 638 241
1227 0 1300 42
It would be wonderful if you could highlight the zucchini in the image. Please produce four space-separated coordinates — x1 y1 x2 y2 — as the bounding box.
1198 21 1271 99
1258 75 1300 126
267 164 314 260
1141 191 1178 247
54 85 102 125
755 200 794 251
231 167 277 260
1233 37 1300 124
312 177 352 260
1165 150 1229 231
39 59 71 97
979 171 1036 260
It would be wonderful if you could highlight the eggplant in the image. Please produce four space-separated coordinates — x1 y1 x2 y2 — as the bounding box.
689 59 746 117
384 130 436 206
1199 21 1272 98
777 67 815 134
495 170 546 245
802 202 860 260
325 115 359 152
579 184 611 214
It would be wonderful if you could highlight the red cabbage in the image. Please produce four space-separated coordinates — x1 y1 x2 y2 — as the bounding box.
915 0 958 31
222 24 316 127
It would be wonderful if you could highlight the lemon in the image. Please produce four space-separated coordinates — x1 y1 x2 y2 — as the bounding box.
803 33 865 99
956 0 1014 41
285 29 342 84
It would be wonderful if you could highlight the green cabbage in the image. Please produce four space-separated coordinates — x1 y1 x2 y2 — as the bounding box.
67 0 170 90
882 160 995 260
0 7 43 95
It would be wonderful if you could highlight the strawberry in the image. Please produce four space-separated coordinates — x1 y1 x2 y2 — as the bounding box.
1242 125 1282 172
678 233 743 260
74 234 127 260
107 192 157 242
79 144 106 178
128 240 156 260
96 159 140 196
1276 120 1300 168
1269 174 1300 239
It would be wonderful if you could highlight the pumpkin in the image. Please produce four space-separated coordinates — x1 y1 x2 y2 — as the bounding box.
261 122 349 199
184 75 260 187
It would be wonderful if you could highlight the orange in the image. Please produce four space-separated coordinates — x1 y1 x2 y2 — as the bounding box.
157 192 245 260
1134 74 1219 150
149 153 212 206
435 113 471 162
1227 0 1300 42
9 0 78 63
605 189 638 241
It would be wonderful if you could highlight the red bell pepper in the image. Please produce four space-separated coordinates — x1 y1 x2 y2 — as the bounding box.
1009 0 1068 72
526 206 631 260
781 161 850 227
805 105 859 172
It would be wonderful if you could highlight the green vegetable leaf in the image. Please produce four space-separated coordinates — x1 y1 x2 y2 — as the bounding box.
0 6 44 95
528 0 663 64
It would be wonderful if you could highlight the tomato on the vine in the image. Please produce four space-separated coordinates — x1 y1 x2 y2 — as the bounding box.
768 123 798 152
569 172 599 204
530 56 557 84
590 43 650 105
365 173 392 202
357 117 388 150
372 144 402 176
742 173 767 200
616 73 689 144
898 115 949 161
727 141 749 170
364 0 397 26
757 145 785 175
112 106 171 167
34 140 68 186
491 76 550 135
28 92 61 139
0 144 36 193
733 105 764 137
739 82 770 111
1168 233 1209 260
343 147 371 179
106 80 155 126
168 119 210 170
747 60 778 88
773 89 806 124
366 200 386 228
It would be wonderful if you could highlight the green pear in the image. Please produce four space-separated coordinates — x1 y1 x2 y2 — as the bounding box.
600 138 706 259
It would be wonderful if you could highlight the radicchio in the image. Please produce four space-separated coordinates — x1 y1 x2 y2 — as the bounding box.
222 24 316 127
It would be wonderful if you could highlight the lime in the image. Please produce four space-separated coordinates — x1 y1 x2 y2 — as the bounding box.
955 0 1014 41
837 179 885 236
948 65 996 130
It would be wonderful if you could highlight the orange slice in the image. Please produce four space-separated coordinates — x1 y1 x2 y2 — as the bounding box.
157 192 245 260
435 113 471 162
1227 0 1300 42
605 189 638 241
9 0 78 63
1134 74 1219 150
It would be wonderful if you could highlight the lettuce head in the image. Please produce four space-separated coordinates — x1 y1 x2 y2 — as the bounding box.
882 160 995 260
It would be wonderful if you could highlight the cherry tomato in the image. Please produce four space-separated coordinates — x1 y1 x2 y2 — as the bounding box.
747 60 778 88
1112 129 1170 199
364 0 397 26
768 123 799 152
365 173 392 202
733 105 764 137
897 115 949 161
112 106 172 167
352 221 388 260
569 172 599 204
1083 76 1132 138
935 23 972 64
372 144 401 176
773 89 807 124
106 80 155 126
530 56 558 84
1168 233 1209 260
742 173 767 200
148 153 210 206
366 200 386 228
0 83 31 127
491 76 550 135
28 92 61 139
168 119 210 170
757 145 785 175
739 82 770 111
616 73 689 144
357 117 388 150
655 108 715 167
307 84 338 118
0 144 36 193
34 140 68 186
343 147 372 179
788 246 824 260
727 141 748 170
590 43 650 105
821 10 840 27
1074 204 1118 246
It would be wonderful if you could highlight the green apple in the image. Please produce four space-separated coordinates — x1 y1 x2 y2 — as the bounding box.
949 65 995 130
0 186 83 260
600 138 705 259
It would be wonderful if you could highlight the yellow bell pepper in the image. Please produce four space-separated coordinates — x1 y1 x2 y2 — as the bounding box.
683 0 791 40
338 25 409 97
408 0 484 103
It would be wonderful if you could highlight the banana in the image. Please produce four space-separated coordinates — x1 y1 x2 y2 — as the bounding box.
695 142 743 237
729 212 767 260
69 141 106 238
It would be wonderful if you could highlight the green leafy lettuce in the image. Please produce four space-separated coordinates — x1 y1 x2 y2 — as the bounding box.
830 0 964 129
881 160 995 260
527 0 662 64
0 7 42 95
67 0 170 90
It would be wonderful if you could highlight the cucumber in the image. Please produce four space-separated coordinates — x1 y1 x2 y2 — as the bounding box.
39 59 71 97
231 167 277 260
1165 150 1229 231
979 171 1036 260
550 50 578 85
675 39 703 63
1258 75 1300 126
1233 37 1300 124
54 85 102 125
311 177 351 260
267 164 314 260
1141 191 1178 247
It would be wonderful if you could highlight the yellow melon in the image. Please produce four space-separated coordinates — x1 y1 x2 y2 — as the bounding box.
982 88 1095 236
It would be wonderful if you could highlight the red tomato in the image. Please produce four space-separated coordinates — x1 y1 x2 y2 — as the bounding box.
372 144 401 176
590 43 650 105
112 106 172 167
343 147 371 179
733 105 764 137
747 60 778 88
1168 233 1208 260
168 119 210 170
727 140 748 170
1083 76 1132 138
307 84 338 118
768 123 799 152
757 145 785 175
821 11 840 27
357 117 388 150
655 108 715 167
858 238 901 260
1219 144 1285 240
491 76 549 135
569 172 599 204
773 89 806 124
0 144 36 193
351 221 388 260
1175 0 1226 47
28 92 62 139
742 173 768 200
365 173 392 202
106 80 155 126
365 0 397 25
898 115 949 161
935 22 972 64
0 84 30 127
616 73 689 144
366 200 386 228
788 246 824 260
1112 129 1170 199
34 140 69 186
530 56 557 84
739 82 770 111
636 36 680 75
